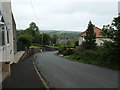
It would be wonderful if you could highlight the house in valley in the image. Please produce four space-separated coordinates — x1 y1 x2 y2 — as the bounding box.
79 27 112 46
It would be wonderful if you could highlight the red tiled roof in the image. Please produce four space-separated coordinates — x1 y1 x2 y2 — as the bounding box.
81 27 106 38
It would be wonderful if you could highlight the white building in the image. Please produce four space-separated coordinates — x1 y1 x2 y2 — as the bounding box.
79 27 112 46
0 1 17 77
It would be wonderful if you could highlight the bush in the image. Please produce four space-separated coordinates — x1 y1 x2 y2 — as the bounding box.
73 46 85 55
18 34 33 49
58 45 67 54
69 43 120 70
102 41 119 64
65 48 74 56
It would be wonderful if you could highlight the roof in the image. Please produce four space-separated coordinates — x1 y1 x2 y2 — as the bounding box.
80 27 106 38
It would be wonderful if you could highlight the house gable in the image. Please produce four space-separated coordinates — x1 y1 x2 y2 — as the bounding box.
79 26 112 46
80 27 106 38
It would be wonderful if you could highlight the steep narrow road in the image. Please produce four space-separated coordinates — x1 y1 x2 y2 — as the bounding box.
35 51 118 88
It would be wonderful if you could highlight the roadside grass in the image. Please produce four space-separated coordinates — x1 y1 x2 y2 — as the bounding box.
54 53 58 55
46 45 59 49
29 45 41 48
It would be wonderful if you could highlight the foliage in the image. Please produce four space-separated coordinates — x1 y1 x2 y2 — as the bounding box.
74 40 79 46
34 33 42 44
41 30 81 40
112 15 120 64
101 24 114 39
65 48 74 56
58 44 67 54
45 45 59 49
112 15 120 28
66 40 74 45
58 43 74 56
25 22 40 43
82 21 96 49
51 34 58 44
42 33 51 45
18 34 33 48
17 22 51 46
58 16 120 70
101 15 120 64
29 45 41 49
70 44 120 70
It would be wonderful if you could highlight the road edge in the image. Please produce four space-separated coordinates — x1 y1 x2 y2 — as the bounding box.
33 53 51 89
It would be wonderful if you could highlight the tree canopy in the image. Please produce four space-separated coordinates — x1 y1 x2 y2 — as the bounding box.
82 21 96 49
17 22 51 49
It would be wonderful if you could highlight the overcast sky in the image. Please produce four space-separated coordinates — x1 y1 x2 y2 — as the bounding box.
11 0 119 32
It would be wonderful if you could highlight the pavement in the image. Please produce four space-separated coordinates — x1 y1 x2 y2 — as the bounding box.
2 55 45 88
35 51 119 88
14 51 25 63
0 51 25 84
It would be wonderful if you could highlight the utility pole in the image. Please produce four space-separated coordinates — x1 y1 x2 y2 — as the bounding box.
41 32 43 46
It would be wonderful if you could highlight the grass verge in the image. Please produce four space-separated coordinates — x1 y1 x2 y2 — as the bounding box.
66 54 120 71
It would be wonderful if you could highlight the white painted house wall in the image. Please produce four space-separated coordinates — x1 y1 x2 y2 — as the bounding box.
0 1 14 64
79 37 112 46
79 37 83 45
96 38 112 46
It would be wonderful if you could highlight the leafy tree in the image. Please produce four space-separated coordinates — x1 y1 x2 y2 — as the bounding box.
101 24 114 39
18 34 33 49
112 15 120 63
82 21 96 49
66 40 71 45
51 34 57 44
42 33 51 45
74 40 79 46
17 30 25 38
34 33 42 44
25 22 40 42
101 15 120 64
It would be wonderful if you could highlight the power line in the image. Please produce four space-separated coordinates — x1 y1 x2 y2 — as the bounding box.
30 0 43 45
30 0 39 26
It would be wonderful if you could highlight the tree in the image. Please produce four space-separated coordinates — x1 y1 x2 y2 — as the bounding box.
42 33 51 45
101 24 114 39
101 15 120 64
18 34 33 49
112 15 120 63
25 22 40 42
34 33 42 44
82 21 96 49
74 40 79 46
51 34 57 44
112 15 120 46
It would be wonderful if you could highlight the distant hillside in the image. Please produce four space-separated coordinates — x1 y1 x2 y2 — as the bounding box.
41 30 81 40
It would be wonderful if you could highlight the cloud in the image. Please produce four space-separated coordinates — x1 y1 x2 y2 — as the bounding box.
11 1 118 31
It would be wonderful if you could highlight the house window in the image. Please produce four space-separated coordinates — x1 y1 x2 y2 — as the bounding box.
6 28 9 44
0 27 2 46
2 26 5 46
0 26 5 46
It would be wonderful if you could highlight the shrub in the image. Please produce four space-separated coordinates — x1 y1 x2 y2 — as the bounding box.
65 48 74 56
73 46 86 55
58 45 66 54
18 34 33 49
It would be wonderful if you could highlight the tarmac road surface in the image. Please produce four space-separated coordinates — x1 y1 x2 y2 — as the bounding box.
35 51 118 88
